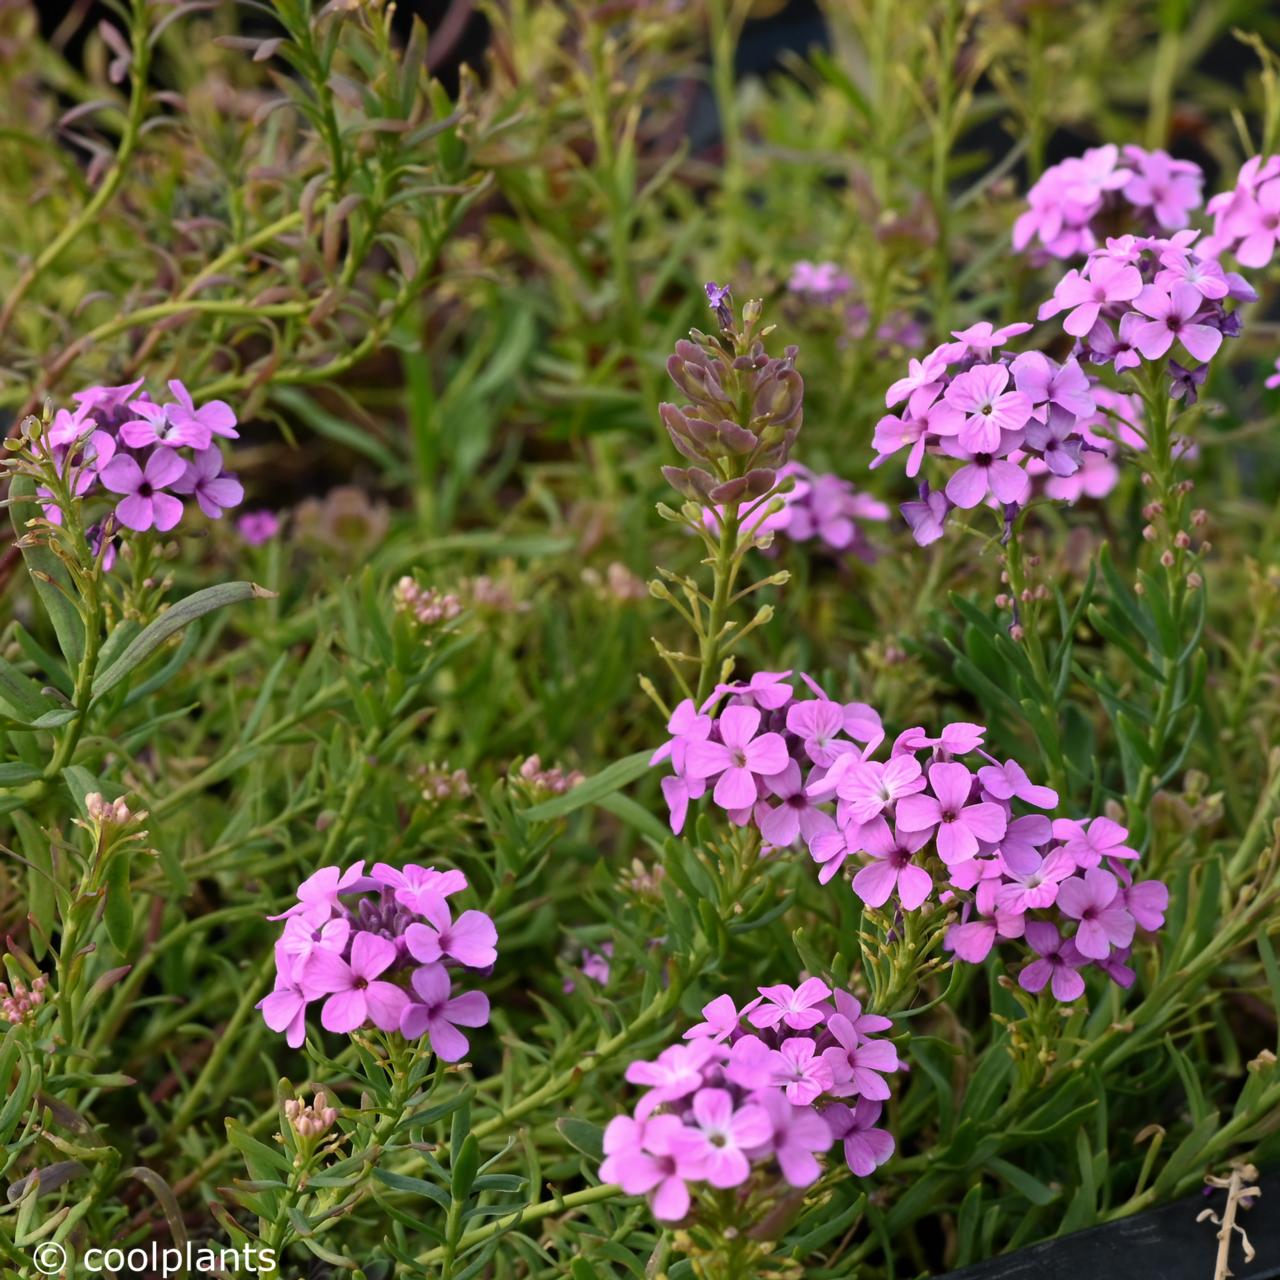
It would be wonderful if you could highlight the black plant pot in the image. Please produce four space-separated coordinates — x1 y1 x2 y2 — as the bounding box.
940 1171 1280 1280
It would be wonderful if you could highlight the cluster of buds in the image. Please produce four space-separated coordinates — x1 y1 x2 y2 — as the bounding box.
515 755 584 797
415 763 473 803
85 792 141 828
284 1090 338 1141
393 577 462 627
0 974 48 1024
659 284 804 509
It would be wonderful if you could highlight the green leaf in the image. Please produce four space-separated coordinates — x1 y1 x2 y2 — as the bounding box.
521 750 653 823
556 1117 604 1161
450 1133 480 1202
0 763 41 787
8 476 85 668
987 1157 1059 1207
0 655 50 724
91 582 268 701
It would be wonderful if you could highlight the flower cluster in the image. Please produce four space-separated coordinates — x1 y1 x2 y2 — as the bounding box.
659 284 803 508
0 973 48 1024
393 577 463 627
600 982 898 1222
874 230 1246 544
284 1090 338 1140
1014 144 1203 260
706 461 889 561
651 672 1169 1000
515 755 584 796
33 380 243 555
258 861 496 1061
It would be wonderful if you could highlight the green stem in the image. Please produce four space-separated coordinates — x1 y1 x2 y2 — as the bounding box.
413 1183 622 1267
696 505 741 704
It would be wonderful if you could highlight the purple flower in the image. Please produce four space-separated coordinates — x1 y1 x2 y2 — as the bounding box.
99 447 186 532
119 400 212 452
823 1098 895 1177
940 437 1030 510
942 320 1033 362
900 484 950 546
895 762 1006 864
1010 352 1095 420
714 670 794 711
945 907 1025 963
851 820 932 910
300 931 409 1034
749 978 832 1032
1024 407 1084 477
399 963 490 1060
1056 868 1135 959
238 510 280 544
995 848 1076 914
671 1087 771 1187
1233 177 1280 268
1122 878 1169 932
1017 922 1086 1001
1084 314 1143 371
684 705 789 810
823 753 924 822
754 761 836 849
172 447 244 519
821 1013 899 1101
885 353 948 407
1130 283 1223 363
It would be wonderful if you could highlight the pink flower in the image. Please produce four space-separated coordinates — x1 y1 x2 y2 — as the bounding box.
600 1114 697 1220
942 320 1033 362
1154 249 1228 300
772 1037 835 1105
901 485 950 545
976 758 1058 809
714 670 794 711
301 931 409 1034
823 1098 895 1177
1009 352 1095 421
374 862 468 913
851 820 933 910
1056 868 1135 959
872 389 960 476
822 1013 899 1101
684 705 789 810
748 1090 833 1187
99 447 187 532
683 993 761 1043
1039 257 1142 336
167 379 239 440
945 908 1025 963
1052 816 1138 868
885 353 947 407
270 862 376 920
1017 922 1086 1001
943 363 1032 453
785 699 848 767
1234 177 1280 268
755 761 836 848
749 978 832 1032
995 848 1076 914
1121 147 1203 230
1122 878 1169 932
626 1042 716 1118
896 762 1007 864
829 989 893 1037
119 400 211 451
830 754 925 824
1130 283 1223 362
671 1087 772 1188
257 946 309 1048
650 698 713 772
399 963 490 1060
172 447 244 519
404 900 498 969
941 437 1030 510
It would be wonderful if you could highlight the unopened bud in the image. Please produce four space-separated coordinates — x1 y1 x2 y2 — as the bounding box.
1174 531 1190 549
1160 550 1175 568
1187 572 1203 590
